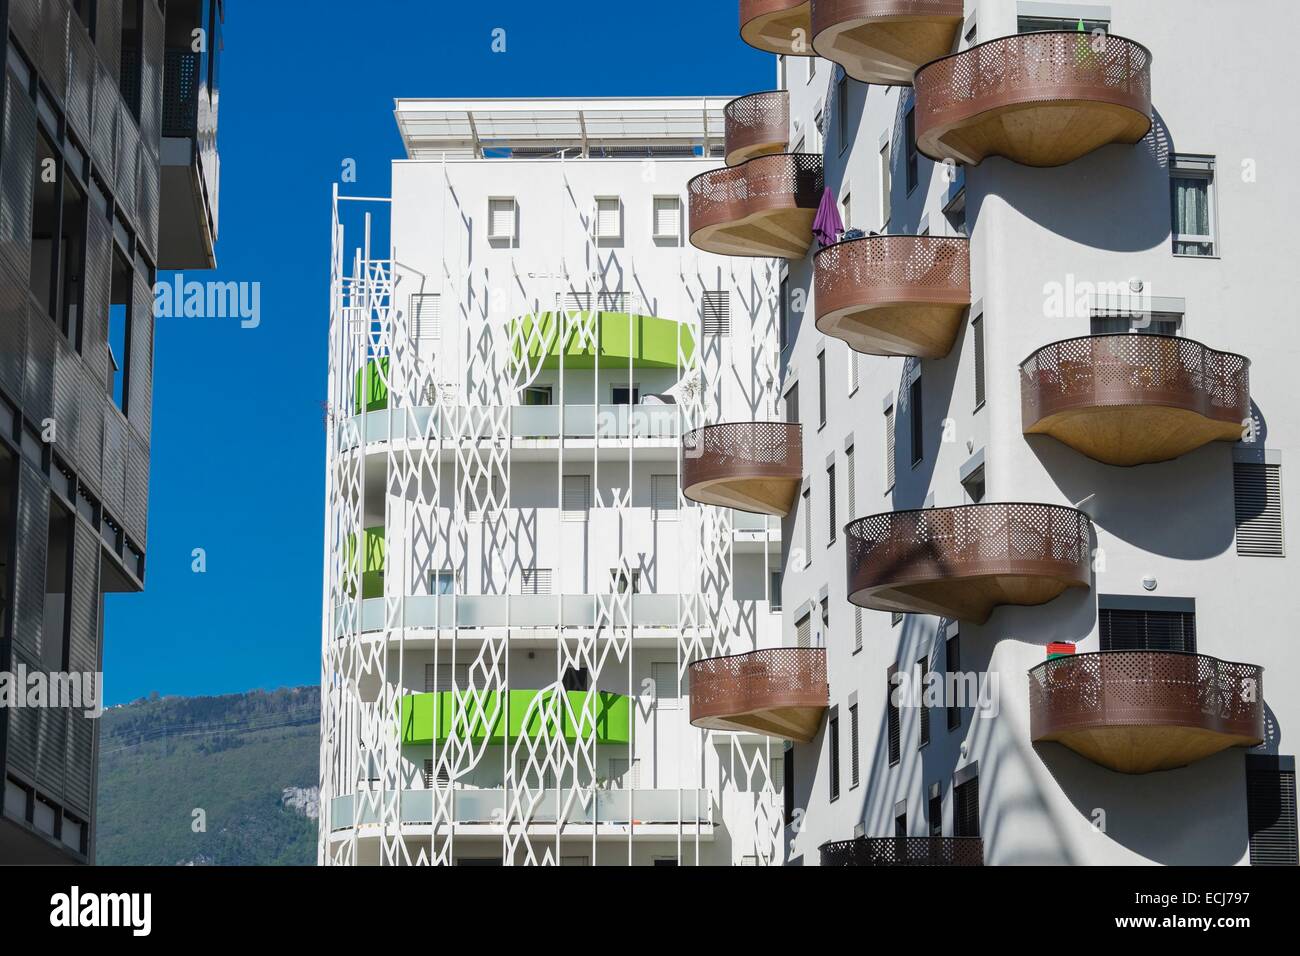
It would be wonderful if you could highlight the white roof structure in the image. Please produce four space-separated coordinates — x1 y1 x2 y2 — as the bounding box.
394 96 732 160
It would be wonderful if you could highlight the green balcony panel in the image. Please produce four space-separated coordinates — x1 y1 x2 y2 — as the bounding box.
401 689 631 746
355 357 390 413
514 312 696 370
346 527 385 599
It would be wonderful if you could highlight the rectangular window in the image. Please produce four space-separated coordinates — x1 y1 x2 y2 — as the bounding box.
918 655 930 748
894 811 907 837
953 775 980 838
893 610 903 626
611 384 639 405
972 315 985 409
0 448 15 640
820 597 830 643
884 404 896 491
841 191 852 231
795 612 811 648
783 749 795 826
651 474 677 519
652 196 682 240
845 443 856 518
108 248 134 412
879 141 891 230
1090 312 1182 337
786 384 799 425
909 376 923 466
946 634 961 731
411 294 441 344
1170 155 1216 256
561 474 590 521
887 665 901 766
849 703 860 788
562 666 589 691
429 663 470 693
817 350 827 427
521 568 552 594
1234 463 1285 557
904 108 918 193
779 277 790 351
802 487 812 564
651 661 679 706
1100 607 1196 653
928 790 943 836
702 290 731 335
488 197 518 241
1246 756 1299 866
1017 16 1109 34
30 132 60 320
523 386 552 406
769 570 783 611
610 568 641 594
828 709 841 802
847 350 859 394
595 197 622 240
119 0 144 118
430 570 457 595
837 74 849 150
43 497 74 671
853 608 863 653
827 463 837 545
962 464 986 504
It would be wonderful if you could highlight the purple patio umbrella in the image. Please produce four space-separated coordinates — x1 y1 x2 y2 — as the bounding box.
812 187 844 249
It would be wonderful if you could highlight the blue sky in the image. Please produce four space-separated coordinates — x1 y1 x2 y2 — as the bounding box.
103 1 774 704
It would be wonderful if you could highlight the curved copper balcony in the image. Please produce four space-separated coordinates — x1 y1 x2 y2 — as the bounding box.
811 0 965 85
814 235 970 358
688 153 824 259
741 0 814 56
1022 335 1250 467
820 836 984 866
845 503 1092 624
681 422 803 516
724 91 791 167
913 31 1153 167
689 648 829 743
1029 651 1265 774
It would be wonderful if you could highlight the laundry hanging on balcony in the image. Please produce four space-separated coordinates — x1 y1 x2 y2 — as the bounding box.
812 187 844 250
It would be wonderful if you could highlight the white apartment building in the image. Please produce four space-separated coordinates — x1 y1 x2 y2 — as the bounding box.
320 98 792 866
701 0 1297 865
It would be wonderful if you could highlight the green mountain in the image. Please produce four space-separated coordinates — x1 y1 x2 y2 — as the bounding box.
96 686 320 866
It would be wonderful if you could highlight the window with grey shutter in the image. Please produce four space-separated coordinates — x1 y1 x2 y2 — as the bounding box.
558 291 592 312
802 487 812 563
828 709 841 802
795 612 811 648
1234 463 1284 556
853 608 863 653
652 661 679 706
918 655 930 748
431 663 470 693
973 314 985 409
562 474 590 521
651 474 677 519
1246 756 1298 866
595 197 622 240
1100 607 1196 653
884 404 896 491
786 383 799 425
953 775 980 838
946 634 961 731
653 196 681 240
817 350 827 426
488 197 517 240
410 293 441 344
521 568 552 594
849 703 860 788
782 750 795 825
846 445 856 518
702 291 730 335
887 665 901 766
827 463 836 544
909 376 924 466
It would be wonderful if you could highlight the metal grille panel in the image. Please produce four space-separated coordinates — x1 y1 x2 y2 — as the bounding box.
688 153 823 234
820 836 983 866
681 421 802 495
724 91 789 164
689 648 828 725
815 234 970 317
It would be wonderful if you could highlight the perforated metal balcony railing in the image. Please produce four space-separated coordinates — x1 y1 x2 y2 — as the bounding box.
681 422 803 516
1029 651 1265 774
740 0 815 56
814 234 970 358
724 91 791 167
811 0 965 85
913 31 1153 167
820 836 984 866
688 154 824 259
845 503 1093 624
689 648 829 743
1021 335 1250 466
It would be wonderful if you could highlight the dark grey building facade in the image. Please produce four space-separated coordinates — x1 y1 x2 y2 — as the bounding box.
0 0 222 864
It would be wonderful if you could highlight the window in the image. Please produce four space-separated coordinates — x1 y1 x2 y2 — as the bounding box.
846 444 856 519
430 570 456 595
1234 463 1284 557
946 634 961 730
778 55 787 90
29 132 59 322
610 384 639 405
782 749 795 826
427 663 470 693
802 488 812 564
909 375 923 466
953 775 980 838
702 291 731 335
841 191 852 231
962 464 986 504
817 350 827 427
119 0 144 118
786 384 799 425
1246 756 1299 866
928 789 942 836
562 474 590 520
521 568 552 594
853 608 863 653
879 141 892 230
820 597 830 643
651 474 677 519
1100 606 1196 653
779 277 790 351
522 386 552 406
610 568 641 594
1170 156 1216 256
423 760 449 789
849 703 860 788
904 107 918 193
847 350 859 394
808 57 816 82
1090 312 1182 336
488 197 518 241
558 291 592 312
72 0 95 34
795 612 811 648
836 74 849 151
884 404 896 491
411 294 441 344
828 709 841 802
595 197 622 241
827 463 837 545
43 497 74 671
887 665 900 766
1017 16 1109 34
917 655 930 748
894 810 907 837
972 315 985 409
652 196 682 241
562 666 589 691
769 570 783 611
108 248 134 412
892 610 902 626
652 661 679 706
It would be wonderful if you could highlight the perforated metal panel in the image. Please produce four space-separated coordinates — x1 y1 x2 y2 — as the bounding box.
91 62 119 180
13 462 50 662
116 106 140 217
162 49 200 136
688 153 823 232
78 370 104 489
125 431 150 542
138 0 165 155
52 336 82 469
723 90 789 164
0 261 27 402
101 408 128 515
688 648 828 721
36 706 68 801
819 836 983 866
66 17 96 141
814 234 970 319
80 211 113 390
23 303 56 423
9 0 44 63
127 270 155 439
95 0 122 80
0 80 38 287
40 0 70 101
